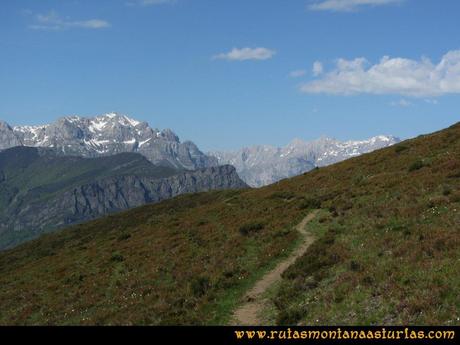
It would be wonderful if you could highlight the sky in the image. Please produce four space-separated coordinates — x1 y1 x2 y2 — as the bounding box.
0 0 459 151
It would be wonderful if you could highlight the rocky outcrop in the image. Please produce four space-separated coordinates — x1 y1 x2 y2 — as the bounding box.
3 165 246 235
210 135 400 187
0 147 247 250
0 121 22 150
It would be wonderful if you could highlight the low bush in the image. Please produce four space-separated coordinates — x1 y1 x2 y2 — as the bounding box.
190 276 211 297
239 222 265 236
277 306 307 325
408 160 425 172
427 196 449 208
110 252 124 262
117 233 131 241
395 145 409 153
268 191 296 200
298 197 321 210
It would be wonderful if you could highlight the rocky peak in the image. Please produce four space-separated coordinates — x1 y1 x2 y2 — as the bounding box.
0 120 22 150
160 128 180 142
210 134 400 187
1 113 216 170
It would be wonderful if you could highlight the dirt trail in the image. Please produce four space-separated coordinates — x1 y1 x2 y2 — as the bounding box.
231 210 319 325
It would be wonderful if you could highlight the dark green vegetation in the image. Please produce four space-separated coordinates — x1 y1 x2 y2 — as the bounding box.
0 147 246 250
0 123 459 325
0 147 178 250
0 147 178 209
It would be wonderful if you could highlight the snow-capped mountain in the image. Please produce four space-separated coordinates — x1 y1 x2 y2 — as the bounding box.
0 113 217 170
0 113 400 186
210 135 400 187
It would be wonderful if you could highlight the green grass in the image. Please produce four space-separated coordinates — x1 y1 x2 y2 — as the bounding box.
0 188 305 325
0 122 459 325
209 229 305 324
272 123 460 326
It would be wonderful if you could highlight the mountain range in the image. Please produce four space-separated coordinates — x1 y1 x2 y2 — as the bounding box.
0 113 216 170
210 135 400 187
0 146 246 250
0 113 403 250
1 113 400 187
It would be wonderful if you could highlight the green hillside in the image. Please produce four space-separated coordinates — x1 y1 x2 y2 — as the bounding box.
0 123 459 325
0 146 178 208
0 147 178 210
0 147 179 250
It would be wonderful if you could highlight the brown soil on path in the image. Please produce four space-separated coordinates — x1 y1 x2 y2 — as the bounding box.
231 210 319 325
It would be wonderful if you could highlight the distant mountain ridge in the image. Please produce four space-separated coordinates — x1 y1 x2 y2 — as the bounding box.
0 146 247 250
210 135 400 187
0 113 217 170
1 113 400 187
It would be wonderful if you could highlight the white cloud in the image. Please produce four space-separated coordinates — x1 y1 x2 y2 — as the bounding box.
30 11 110 30
390 99 412 107
300 50 460 97
127 0 176 6
309 0 402 12
289 69 307 78
312 61 324 76
213 47 276 61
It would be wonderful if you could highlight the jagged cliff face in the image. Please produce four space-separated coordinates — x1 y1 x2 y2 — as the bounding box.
0 121 21 150
0 113 217 170
0 147 247 250
210 135 400 187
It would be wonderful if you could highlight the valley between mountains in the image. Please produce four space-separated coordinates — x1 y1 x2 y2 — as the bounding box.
0 121 458 325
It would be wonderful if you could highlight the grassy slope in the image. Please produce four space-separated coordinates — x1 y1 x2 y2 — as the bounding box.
273 123 460 325
0 189 305 325
0 123 459 325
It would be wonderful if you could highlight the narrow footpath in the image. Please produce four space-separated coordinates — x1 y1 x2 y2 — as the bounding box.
231 210 319 325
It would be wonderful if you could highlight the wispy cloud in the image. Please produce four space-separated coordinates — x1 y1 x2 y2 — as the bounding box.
308 0 403 12
29 10 110 30
213 47 276 61
127 0 176 6
390 99 412 107
289 69 307 78
312 61 324 76
300 50 460 97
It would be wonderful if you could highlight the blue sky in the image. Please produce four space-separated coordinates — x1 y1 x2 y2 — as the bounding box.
0 0 459 150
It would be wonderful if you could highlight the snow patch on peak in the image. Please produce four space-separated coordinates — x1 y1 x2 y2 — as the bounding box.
97 113 141 127
63 116 81 123
104 112 117 119
121 115 141 127
374 135 391 141
139 138 152 147
89 118 108 133
13 124 48 132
